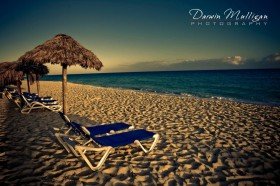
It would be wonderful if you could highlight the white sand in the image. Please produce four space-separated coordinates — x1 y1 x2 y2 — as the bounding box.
0 81 279 185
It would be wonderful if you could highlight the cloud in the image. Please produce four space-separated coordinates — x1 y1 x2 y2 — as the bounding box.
113 60 169 72
110 58 246 72
263 52 280 63
108 52 280 72
223 56 244 65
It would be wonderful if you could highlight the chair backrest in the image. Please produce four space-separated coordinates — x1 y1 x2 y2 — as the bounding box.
69 122 88 138
81 126 91 136
58 111 71 123
21 94 32 107
3 90 22 108
3 90 13 100
57 112 88 137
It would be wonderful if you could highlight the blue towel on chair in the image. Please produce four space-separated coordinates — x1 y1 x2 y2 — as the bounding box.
87 122 131 136
92 129 155 148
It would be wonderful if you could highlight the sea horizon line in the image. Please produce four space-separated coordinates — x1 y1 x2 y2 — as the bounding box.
46 68 280 76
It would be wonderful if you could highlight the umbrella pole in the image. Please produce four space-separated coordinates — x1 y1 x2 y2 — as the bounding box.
36 80 40 96
17 81 22 94
36 75 40 96
62 64 67 114
27 74 31 93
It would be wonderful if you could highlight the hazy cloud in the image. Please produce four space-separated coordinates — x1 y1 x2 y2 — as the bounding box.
108 52 280 72
223 56 244 65
263 52 280 63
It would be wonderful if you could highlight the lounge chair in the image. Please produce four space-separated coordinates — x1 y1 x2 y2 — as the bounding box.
56 130 159 171
21 93 62 114
55 115 159 171
23 92 53 102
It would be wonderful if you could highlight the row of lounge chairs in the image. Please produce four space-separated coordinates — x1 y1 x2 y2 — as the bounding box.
2 88 160 171
3 89 62 114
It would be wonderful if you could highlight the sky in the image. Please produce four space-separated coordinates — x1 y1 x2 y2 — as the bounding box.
0 0 279 74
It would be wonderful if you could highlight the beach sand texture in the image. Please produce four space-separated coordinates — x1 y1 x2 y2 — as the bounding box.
0 81 279 185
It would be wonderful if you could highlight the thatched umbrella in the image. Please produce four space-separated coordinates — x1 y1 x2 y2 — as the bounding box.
0 62 24 94
18 34 103 114
16 61 49 96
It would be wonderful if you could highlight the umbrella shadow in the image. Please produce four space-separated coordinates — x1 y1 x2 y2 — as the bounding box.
62 113 100 127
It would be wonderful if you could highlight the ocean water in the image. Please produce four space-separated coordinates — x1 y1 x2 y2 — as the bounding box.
42 69 280 105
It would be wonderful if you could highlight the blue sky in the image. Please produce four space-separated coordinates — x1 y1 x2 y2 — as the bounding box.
0 0 279 74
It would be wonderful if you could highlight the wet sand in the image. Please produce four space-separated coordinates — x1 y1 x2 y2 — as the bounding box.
0 81 279 185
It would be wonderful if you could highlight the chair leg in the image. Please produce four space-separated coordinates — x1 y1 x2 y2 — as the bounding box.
80 139 94 153
65 141 81 157
83 139 93 146
13 100 22 109
21 103 43 114
21 105 32 114
21 103 61 114
65 127 72 134
55 133 71 153
134 134 160 153
75 145 113 171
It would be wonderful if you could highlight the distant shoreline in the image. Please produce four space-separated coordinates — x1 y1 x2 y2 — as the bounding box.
41 69 280 106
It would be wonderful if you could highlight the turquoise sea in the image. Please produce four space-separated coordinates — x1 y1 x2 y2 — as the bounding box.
42 69 280 106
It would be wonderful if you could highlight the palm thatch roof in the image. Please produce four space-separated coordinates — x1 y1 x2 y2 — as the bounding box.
0 62 24 87
18 34 103 70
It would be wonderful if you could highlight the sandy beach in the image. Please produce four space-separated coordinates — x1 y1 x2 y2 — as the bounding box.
0 81 279 185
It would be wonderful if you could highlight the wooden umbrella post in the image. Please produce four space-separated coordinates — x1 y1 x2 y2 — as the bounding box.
17 81 22 94
27 73 31 93
36 74 40 96
62 64 67 114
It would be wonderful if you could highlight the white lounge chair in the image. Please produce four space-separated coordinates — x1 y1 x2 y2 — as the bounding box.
21 93 61 114
55 120 159 171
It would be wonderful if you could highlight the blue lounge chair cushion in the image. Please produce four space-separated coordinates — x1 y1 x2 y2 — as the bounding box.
92 129 155 148
87 122 131 136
